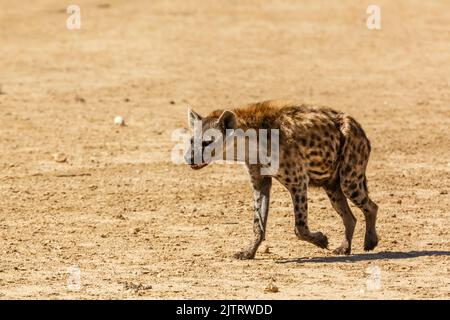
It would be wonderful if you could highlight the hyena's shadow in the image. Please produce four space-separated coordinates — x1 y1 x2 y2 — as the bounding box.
276 250 450 264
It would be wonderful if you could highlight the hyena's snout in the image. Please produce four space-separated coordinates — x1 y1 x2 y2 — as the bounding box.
184 141 208 170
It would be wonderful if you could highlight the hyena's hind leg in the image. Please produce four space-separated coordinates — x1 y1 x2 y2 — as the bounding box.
323 182 357 255
339 120 379 251
341 173 379 251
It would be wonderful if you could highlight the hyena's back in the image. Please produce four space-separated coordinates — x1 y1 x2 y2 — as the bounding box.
267 104 372 187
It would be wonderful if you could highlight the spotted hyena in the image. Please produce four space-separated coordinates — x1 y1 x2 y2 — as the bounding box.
185 100 379 259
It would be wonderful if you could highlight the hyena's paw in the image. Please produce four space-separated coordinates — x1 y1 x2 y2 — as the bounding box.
295 228 329 249
310 232 329 249
234 250 256 260
333 243 351 255
364 231 379 251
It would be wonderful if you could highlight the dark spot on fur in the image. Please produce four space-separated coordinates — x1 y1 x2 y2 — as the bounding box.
296 220 305 227
350 158 357 166
310 169 326 176
351 191 359 199
311 133 321 141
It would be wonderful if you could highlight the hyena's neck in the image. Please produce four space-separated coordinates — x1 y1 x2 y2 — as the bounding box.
233 105 281 131
208 102 283 131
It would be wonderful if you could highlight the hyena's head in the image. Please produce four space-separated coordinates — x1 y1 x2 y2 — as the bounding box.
184 107 237 170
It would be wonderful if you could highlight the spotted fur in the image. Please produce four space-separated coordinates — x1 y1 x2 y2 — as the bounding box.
186 100 379 259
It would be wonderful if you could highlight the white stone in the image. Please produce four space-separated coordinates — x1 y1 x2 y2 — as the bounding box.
114 116 125 126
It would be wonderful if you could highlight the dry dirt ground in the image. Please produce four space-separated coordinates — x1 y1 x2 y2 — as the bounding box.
0 0 449 299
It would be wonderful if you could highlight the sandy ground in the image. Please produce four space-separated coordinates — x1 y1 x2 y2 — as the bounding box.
0 0 449 299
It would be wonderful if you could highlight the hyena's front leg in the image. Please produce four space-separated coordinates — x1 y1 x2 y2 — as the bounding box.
289 179 328 249
234 169 272 260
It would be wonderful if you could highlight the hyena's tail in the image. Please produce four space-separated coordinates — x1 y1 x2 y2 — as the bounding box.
337 114 372 194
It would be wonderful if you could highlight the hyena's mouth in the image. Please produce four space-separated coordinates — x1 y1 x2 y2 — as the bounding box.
190 163 208 170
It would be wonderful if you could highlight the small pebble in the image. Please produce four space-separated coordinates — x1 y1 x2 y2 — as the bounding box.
75 95 86 103
262 245 271 254
114 116 125 126
53 153 67 163
264 280 279 293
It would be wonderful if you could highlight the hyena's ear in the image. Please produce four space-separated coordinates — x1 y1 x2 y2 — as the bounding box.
218 110 237 130
188 107 202 128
